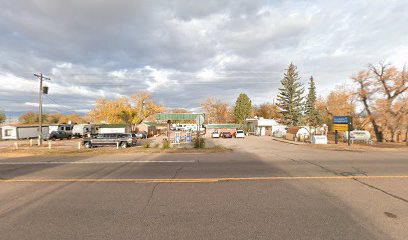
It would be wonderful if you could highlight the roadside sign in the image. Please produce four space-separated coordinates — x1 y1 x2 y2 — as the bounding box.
333 124 349 131
186 132 192 143
333 116 351 124
333 116 353 145
175 132 181 143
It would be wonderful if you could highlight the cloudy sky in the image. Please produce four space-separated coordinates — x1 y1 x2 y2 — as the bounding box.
1 0 407 119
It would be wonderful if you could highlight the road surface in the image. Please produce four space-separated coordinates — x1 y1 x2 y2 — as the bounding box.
0 137 407 239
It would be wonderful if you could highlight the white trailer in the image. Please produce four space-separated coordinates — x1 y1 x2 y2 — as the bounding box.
49 124 74 134
72 124 97 137
1 125 49 140
98 124 131 134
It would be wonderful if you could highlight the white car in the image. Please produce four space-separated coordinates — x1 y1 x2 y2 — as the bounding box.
211 132 220 138
235 130 245 138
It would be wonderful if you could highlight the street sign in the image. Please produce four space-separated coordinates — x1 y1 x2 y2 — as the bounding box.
175 132 181 143
333 124 349 131
186 132 192 143
333 116 353 145
333 116 351 124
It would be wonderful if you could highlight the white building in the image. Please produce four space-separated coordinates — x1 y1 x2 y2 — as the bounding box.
1 125 49 140
246 117 286 136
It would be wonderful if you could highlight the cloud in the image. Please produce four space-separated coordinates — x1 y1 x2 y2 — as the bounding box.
1 0 407 117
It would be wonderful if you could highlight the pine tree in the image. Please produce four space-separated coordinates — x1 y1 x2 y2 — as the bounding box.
0 111 6 124
305 76 322 126
277 63 304 126
233 93 252 125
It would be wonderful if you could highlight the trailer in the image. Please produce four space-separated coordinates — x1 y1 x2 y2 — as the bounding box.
72 124 98 138
98 124 131 134
49 124 74 134
1 125 49 140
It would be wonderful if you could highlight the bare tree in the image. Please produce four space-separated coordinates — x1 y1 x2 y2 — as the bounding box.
352 62 408 142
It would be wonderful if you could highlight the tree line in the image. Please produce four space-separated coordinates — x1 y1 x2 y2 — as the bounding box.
9 62 407 142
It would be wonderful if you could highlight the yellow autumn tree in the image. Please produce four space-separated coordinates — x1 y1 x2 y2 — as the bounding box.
316 85 360 130
88 91 164 130
201 97 231 124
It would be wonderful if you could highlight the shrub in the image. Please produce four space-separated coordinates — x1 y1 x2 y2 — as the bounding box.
194 137 205 148
143 143 150 148
162 139 171 149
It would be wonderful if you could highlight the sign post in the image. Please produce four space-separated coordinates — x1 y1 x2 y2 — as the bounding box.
333 116 352 145
195 114 205 148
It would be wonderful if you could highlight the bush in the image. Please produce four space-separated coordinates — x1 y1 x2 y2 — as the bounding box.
162 139 171 149
143 143 150 148
194 137 205 148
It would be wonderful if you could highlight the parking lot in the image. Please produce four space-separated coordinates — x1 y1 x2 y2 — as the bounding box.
0 136 407 239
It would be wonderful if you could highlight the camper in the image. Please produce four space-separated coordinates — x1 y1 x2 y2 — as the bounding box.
72 124 97 138
49 124 75 134
1 125 49 140
98 124 131 134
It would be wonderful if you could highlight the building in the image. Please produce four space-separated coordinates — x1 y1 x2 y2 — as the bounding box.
246 117 285 136
204 124 240 137
136 122 158 137
1 125 49 140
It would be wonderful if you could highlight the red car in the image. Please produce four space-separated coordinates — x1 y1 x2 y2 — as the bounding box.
221 132 233 138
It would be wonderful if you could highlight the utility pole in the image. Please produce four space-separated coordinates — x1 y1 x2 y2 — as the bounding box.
34 73 50 146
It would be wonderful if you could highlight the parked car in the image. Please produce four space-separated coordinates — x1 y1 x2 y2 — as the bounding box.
221 132 232 138
47 131 72 141
135 131 148 139
82 133 137 148
235 130 245 138
211 132 220 138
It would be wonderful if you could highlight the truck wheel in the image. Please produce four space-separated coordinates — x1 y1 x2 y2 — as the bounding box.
120 142 128 148
84 142 92 148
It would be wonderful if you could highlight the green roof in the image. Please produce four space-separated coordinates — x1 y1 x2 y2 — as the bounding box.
142 122 157 127
156 113 204 121
99 124 128 128
204 124 240 129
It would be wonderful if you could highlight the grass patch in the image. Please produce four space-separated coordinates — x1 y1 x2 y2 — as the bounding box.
162 139 171 149
193 138 206 148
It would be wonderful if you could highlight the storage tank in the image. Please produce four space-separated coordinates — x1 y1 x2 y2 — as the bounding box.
343 130 371 142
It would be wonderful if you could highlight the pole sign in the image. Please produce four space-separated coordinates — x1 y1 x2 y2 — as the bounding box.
175 132 181 143
186 132 192 143
333 116 352 131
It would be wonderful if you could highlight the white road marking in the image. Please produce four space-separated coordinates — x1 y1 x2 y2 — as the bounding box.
0 160 195 165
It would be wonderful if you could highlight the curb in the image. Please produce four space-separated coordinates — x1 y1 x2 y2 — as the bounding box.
271 137 306 145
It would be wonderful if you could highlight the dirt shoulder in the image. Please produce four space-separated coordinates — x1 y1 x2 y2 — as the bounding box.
0 145 231 159
306 141 408 152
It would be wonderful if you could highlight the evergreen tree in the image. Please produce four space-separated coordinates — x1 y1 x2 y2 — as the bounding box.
233 93 252 125
0 111 6 124
277 63 304 126
305 76 322 126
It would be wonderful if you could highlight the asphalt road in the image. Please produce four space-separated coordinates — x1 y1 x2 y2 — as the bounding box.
0 137 407 240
